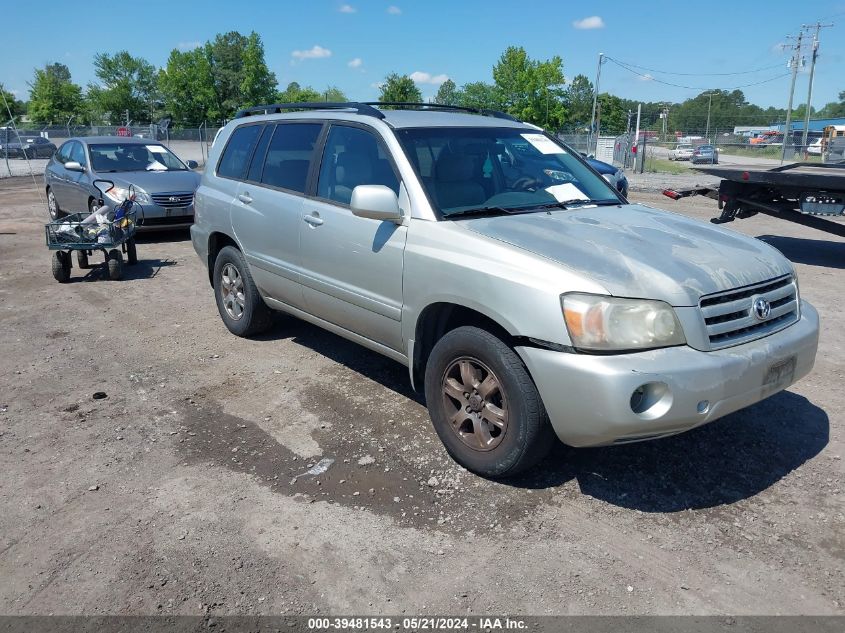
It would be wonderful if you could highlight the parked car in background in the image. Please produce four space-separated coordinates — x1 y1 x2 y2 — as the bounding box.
807 138 823 156
669 144 693 161
44 137 201 230
691 145 719 164
191 102 818 478
585 156 628 197
0 133 56 159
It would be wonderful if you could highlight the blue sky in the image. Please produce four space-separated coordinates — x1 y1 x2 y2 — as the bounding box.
2 0 845 109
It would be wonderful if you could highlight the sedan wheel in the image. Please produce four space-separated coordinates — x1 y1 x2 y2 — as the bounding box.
47 189 61 220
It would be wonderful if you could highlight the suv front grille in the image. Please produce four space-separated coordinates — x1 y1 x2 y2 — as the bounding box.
151 192 194 208
700 275 799 349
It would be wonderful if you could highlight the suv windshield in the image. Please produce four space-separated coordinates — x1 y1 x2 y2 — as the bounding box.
88 143 187 172
396 127 620 217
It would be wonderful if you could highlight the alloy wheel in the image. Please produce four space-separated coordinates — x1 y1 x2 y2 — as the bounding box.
440 357 509 451
220 263 245 320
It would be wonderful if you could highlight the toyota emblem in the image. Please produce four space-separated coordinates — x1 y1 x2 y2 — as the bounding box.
168 196 179 203
752 297 771 321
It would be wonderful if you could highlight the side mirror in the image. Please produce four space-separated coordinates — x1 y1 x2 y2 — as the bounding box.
350 185 403 222
65 161 85 172
186 159 199 169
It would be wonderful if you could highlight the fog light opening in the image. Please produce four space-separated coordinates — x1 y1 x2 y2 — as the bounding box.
697 400 710 415
629 382 673 420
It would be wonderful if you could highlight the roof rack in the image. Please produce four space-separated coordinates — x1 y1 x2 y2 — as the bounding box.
234 102 385 119
362 102 518 122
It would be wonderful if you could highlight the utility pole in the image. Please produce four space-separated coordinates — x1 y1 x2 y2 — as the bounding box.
588 52 604 155
781 30 804 163
704 92 714 143
801 22 833 151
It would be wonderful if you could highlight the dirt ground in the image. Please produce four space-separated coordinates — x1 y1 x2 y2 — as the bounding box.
0 176 842 616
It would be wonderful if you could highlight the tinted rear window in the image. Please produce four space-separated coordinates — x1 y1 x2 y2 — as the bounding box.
260 123 322 193
217 125 262 180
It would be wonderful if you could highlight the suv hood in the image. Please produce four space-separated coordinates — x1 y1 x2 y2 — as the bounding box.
461 203 792 306
109 170 200 193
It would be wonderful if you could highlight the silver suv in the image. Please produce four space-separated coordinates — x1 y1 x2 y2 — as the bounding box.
191 102 819 478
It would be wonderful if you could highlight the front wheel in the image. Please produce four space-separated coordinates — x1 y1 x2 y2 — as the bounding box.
213 246 272 337
423 326 555 478
47 188 62 220
126 238 137 265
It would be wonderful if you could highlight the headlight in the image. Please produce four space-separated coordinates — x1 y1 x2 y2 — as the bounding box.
562 293 686 352
602 173 615 184
104 186 149 204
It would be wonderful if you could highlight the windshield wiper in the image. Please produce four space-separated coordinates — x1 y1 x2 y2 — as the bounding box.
444 206 517 219
530 199 620 211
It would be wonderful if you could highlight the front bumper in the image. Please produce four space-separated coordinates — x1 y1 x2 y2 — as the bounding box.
516 301 819 447
135 203 194 230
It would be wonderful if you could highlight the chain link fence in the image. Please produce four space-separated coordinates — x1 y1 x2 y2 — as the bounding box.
1 124 222 178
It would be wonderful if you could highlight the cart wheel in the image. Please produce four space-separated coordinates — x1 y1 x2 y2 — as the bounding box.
107 249 123 280
51 251 71 283
126 238 138 265
76 250 89 269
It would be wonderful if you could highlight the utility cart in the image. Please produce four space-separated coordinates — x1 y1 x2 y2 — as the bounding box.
662 161 845 238
45 197 139 283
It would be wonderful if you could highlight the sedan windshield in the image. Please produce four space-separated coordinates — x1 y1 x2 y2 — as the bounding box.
396 127 620 217
88 143 187 173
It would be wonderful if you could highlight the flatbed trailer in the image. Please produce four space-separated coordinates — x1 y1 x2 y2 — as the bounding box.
662 161 845 238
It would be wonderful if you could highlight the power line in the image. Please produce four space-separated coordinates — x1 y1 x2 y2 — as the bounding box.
604 57 790 91
602 58 784 77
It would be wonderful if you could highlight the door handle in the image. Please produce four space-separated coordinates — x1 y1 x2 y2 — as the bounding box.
237 193 253 204
303 214 324 227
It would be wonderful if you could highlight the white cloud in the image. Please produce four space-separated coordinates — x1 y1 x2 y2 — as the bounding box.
339 4 356 13
387 5 402 14
410 71 449 85
638 73 654 81
291 45 333 61
177 41 201 51
348 58 363 69
572 16 605 30
370 82 384 90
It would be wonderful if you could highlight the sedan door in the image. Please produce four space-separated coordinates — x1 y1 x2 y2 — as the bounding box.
66 141 92 212
298 123 407 352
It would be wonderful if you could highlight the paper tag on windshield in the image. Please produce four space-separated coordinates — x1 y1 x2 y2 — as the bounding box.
545 183 589 202
146 145 167 153
521 133 565 154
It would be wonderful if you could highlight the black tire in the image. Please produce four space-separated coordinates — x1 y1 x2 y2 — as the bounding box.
51 251 71 283
47 188 63 220
423 326 556 478
76 250 89 269
107 249 123 280
213 245 272 337
126 238 137 265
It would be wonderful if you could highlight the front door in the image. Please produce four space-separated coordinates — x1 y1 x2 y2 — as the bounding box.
299 123 407 352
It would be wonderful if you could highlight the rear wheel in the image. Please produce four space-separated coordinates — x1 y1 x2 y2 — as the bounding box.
76 250 89 269
126 238 137 265
106 249 123 280
213 246 272 337
51 251 71 283
423 326 555 478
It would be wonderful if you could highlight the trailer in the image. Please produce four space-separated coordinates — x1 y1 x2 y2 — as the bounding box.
662 162 845 238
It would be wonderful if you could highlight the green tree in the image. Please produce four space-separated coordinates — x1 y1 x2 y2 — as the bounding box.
434 79 459 106
817 91 845 118
158 47 216 126
239 32 277 108
27 63 85 124
324 86 347 102
596 93 627 134
457 82 499 110
492 46 566 128
378 73 422 103
0 84 25 119
277 81 322 103
563 74 594 130
88 51 159 123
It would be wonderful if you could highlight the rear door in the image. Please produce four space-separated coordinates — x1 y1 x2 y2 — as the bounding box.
232 121 323 309
298 123 407 351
